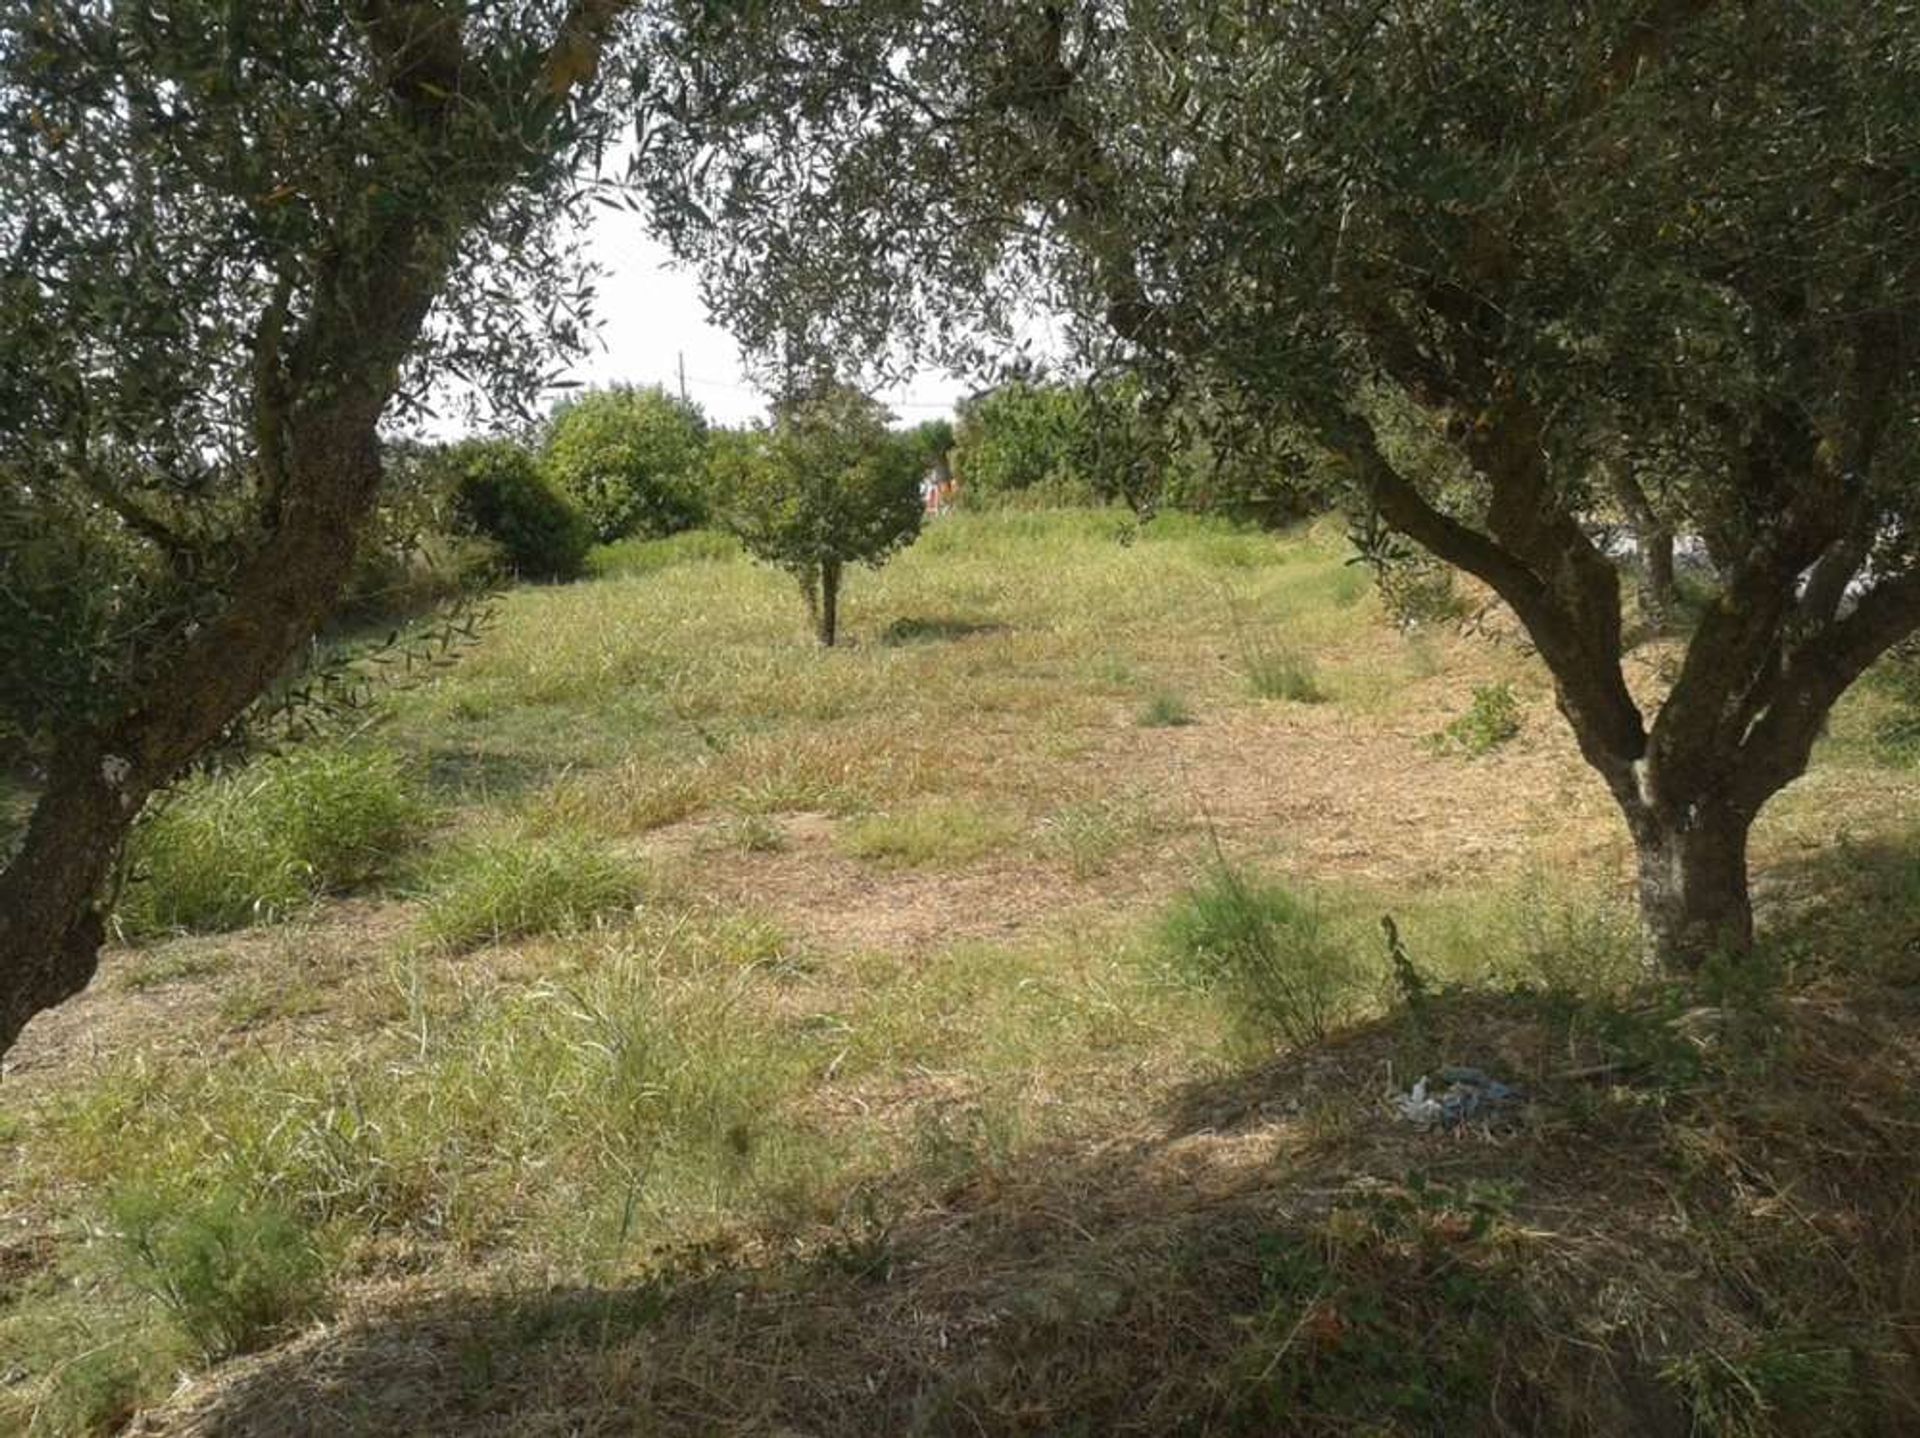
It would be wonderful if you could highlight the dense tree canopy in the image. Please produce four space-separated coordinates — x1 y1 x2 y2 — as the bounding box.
0 0 637 1054
636 0 1920 970
543 383 710 540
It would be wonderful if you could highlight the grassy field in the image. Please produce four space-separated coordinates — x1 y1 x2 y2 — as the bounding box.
3 511 1918 1435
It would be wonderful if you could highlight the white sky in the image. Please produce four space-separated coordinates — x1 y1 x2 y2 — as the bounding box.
564 213 973 428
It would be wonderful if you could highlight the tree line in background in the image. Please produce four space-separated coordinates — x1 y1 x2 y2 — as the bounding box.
391 379 938 645
375 373 1314 650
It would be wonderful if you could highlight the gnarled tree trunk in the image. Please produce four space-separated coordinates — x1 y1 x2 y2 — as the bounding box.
1624 797 1754 973
0 423 386 1055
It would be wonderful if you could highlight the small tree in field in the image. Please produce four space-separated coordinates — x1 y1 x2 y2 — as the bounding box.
709 385 921 646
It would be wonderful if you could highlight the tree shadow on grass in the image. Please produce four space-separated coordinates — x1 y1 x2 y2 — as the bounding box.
1759 830 1920 984
165 987 1920 1437
418 747 565 804
880 615 1011 646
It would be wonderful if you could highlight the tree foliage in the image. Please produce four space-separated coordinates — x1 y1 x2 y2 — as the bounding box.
542 383 709 540
440 438 590 581
636 0 1920 969
708 384 922 645
0 0 637 1053
953 382 1091 501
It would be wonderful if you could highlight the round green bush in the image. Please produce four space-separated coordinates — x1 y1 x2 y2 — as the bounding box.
543 385 710 542
442 439 590 582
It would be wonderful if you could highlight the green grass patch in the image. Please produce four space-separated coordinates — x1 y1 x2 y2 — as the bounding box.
118 746 427 938
1039 792 1164 878
840 799 1022 868
589 527 741 578
413 825 645 951
1135 689 1196 727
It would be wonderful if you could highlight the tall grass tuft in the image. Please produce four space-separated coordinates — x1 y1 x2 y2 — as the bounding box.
1240 638 1325 703
413 824 645 951
108 1185 327 1359
1158 865 1363 1051
120 746 427 937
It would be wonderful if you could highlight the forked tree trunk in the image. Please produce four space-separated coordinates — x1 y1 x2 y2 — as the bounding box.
1605 464 1677 632
818 558 842 647
1627 801 1755 973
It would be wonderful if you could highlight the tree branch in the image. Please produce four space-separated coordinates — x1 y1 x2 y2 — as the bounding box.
1336 413 1648 782
252 269 296 527
1732 565 1920 812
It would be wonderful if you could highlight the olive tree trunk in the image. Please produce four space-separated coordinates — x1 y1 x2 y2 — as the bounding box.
1605 464 1678 632
0 414 390 1056
1625 799 1754 972
1345 399 1920 976
0 0 635 1062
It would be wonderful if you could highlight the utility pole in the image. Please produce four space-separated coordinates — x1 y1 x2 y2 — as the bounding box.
677 351 688 404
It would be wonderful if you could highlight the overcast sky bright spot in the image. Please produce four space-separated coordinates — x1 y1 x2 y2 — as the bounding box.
564 212 973 428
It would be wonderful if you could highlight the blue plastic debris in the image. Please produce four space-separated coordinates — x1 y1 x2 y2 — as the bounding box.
1394 1067 1522 1130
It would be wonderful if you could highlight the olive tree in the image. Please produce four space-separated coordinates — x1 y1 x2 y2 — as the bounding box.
0 0 640 1057
708 385 921 646
638 0 1920 972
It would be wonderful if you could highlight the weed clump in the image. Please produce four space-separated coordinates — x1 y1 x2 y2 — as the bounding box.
108 1186 328 1359
1136 690 1196 727
1243 644 1325 703
415 825 643 951
1159 865 1363 1050
1430 682 1522 757
1040 793 1161 878
120 746 427 937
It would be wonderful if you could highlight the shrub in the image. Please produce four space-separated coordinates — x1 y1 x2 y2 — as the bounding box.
120 747 426 937
544 385 710 542
108 1186 327 1359
1137 690 1196 727
414 826 645 951
441 438 590 582
1431 683 1522 757
1159 866 1362 1050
